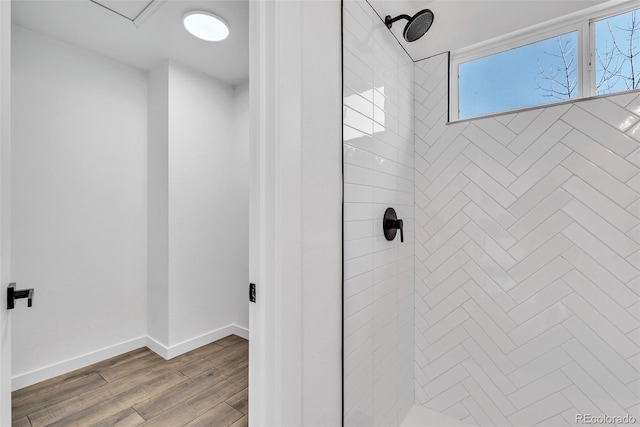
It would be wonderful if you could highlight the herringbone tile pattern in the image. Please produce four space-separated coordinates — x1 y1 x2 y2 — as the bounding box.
414 53 640 426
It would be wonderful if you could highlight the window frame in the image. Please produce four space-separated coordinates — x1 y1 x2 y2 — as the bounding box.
449 1 640 122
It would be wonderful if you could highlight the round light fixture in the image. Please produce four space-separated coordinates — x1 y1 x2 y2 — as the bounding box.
183 11 229 42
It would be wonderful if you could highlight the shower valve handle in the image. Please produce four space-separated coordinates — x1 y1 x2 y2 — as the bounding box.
385 218 404 242
383 208 404 243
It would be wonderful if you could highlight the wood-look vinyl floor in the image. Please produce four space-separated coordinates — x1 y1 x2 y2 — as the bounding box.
12 335 248 427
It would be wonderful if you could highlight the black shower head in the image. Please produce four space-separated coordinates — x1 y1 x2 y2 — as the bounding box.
385 9 434 42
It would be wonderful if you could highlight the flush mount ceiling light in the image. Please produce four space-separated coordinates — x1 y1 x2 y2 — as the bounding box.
183 11 229 42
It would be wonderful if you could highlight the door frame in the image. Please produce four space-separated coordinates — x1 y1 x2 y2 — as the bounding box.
248 1 343 426
0 0 11 424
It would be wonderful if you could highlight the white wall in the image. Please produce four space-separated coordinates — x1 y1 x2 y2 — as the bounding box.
233 80 250 329
11 28 250 386
147 62 170 347
11 26 147 383
414 53 640 426
342 1 415 425
167 62 249 347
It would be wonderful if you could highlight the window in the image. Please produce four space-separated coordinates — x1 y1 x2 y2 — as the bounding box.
458 32 577 119
451 4 640 121
595 9 640 95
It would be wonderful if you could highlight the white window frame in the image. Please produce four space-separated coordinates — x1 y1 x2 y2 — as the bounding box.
449 0 640 122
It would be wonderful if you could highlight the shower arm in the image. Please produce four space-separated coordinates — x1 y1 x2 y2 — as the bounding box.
385 14 411 29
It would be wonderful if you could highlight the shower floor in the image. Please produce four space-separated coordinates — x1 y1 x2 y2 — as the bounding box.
11 335 248 427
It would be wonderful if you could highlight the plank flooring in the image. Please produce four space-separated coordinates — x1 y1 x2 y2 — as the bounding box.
12 335 248 427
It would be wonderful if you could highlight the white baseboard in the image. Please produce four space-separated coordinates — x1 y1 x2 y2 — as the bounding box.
12 324 250 391
145 335 170 359
148 324 249 360
11 336 147 391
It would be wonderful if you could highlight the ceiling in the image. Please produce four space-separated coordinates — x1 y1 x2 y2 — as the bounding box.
12 0 620 84
368 0 610 61
12 0 249 86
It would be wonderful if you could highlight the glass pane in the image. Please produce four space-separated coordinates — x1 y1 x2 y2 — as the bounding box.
595 8 640 95
458 32 578 119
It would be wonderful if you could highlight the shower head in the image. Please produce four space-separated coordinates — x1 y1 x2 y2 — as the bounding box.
385 9 434 42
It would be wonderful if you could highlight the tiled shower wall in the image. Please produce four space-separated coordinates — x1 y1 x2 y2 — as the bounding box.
414 52 640 426
343 0 415 425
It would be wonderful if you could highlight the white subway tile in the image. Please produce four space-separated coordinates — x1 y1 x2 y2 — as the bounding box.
461 377 511 426
507 108 543 134
462 319 517 376
562 293 639 359
562 316 640 385
463 143 517 187
508 144 572 197
480 353 552 410
425 211 470 253
508 166 572 219
424 365 470 399
463 221 517 271
562 342 638 410
562 152 639 208
562 176 639 233
578 98 639 132
508 346 571 388
463 202 517 249
461 395 493 426
344 164 373 187
508 189 572 240
425 135 471 182
424 307 470 343
425 231 470 272
562 128 639 182
561 385 603 420
462 300 515 353
424 324 469 361
344 219 374 241
506 392 572 426
563 269 638 334
462 162 517 208
462 281 516 333
508 104 570 154
507 302 572 347
463 182 517 228
463 123 516 166
425 383 469 413
508 121 571 176
561 105 639 157
507 279 572 325
507 325 571 367
345 237 373 261
423 344 470 380
508 234 572 283
474 117 517 146
562 222 639 283
423 269 469 307
508 211 572 261
508 257 573 303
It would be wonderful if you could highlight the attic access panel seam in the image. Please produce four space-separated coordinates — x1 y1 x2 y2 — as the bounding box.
89 0 155 22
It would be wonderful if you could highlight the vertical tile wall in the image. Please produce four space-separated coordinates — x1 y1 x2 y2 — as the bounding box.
343 1 415 426
414 52 640 426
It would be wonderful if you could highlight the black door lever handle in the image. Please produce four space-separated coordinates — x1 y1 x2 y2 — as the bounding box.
7 283 35 310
